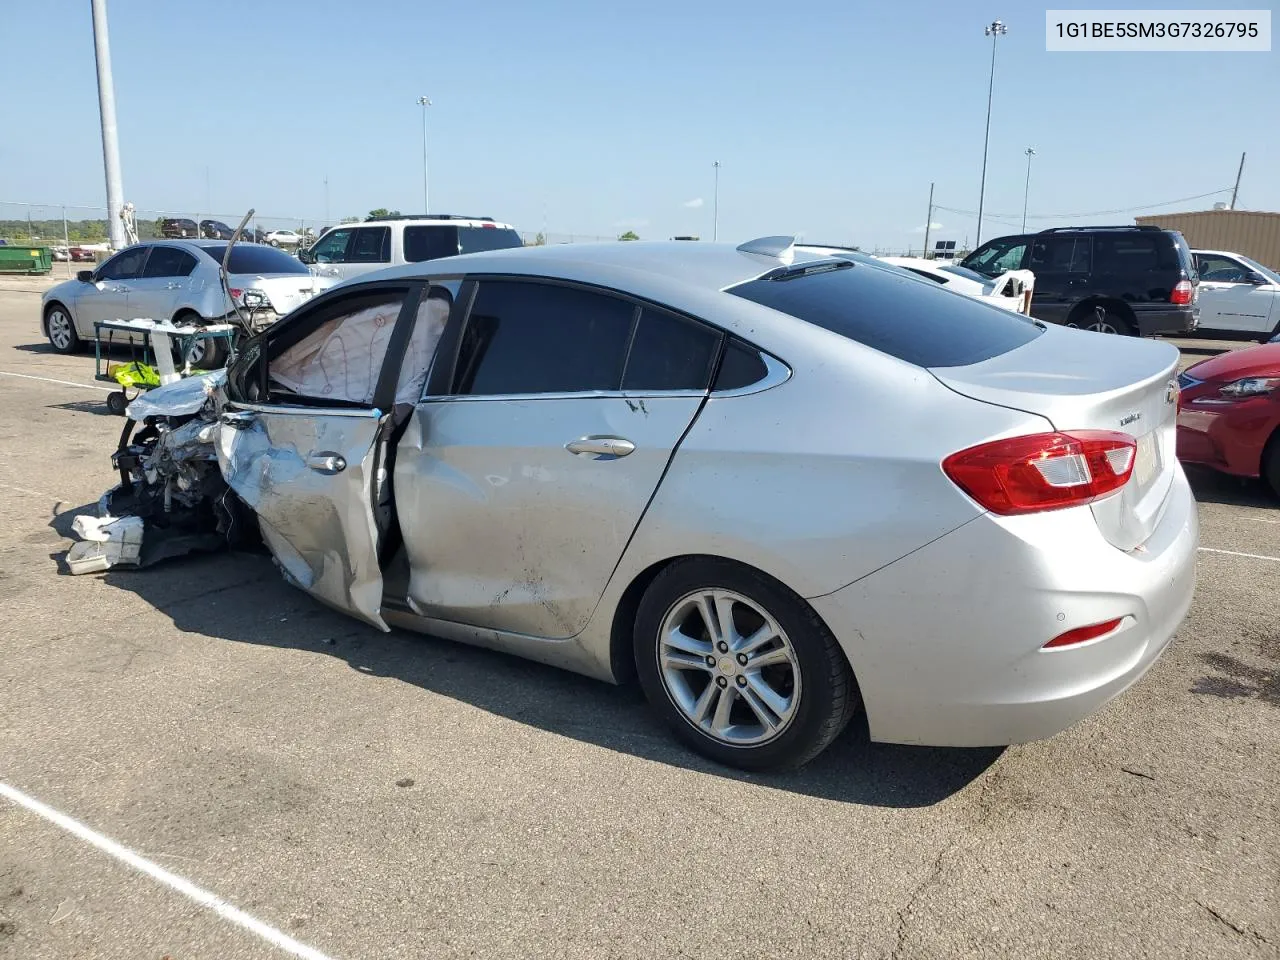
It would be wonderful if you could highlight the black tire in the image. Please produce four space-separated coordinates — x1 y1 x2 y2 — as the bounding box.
44 303 82 354
1263 432 1280 500
173 314 227 369
1067 304 1134 336
633 558 859 771
106 391 128 416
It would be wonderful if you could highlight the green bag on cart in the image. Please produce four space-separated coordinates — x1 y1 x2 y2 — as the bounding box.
112 361 161 389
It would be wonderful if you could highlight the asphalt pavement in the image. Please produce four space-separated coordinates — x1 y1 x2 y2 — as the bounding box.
0 279 1276 959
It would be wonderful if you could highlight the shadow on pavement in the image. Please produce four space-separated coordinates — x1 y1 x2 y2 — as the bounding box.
1186 466 1277 510
46 399 118 417
49 507 1001 808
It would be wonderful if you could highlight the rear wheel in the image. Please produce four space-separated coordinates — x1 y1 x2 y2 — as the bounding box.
173 313 227 369
634 558 859 771
45 304 81 354
1263 432 1280 499
1067 305 1133 336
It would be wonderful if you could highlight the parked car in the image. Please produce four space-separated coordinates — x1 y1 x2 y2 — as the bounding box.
297 214 522 282
961 226 1198 336
265 229 303 248
160 218 199 239
68 246 97 262
1177 342 1280 496
1191 250 1280 341
200 219 238 241
210 236 1197 770
877 256 1035 314
40 240 336 367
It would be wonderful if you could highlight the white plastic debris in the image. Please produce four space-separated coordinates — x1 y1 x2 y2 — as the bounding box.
65 515 144 575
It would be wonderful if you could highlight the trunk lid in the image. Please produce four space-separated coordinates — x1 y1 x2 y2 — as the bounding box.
229 272 334 316
931 325 1181 551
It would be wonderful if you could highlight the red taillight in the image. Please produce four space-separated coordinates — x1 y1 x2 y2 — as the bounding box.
1043 617 1124 649
942 430 1137 515
1170 280 1193 305
228 287 243 300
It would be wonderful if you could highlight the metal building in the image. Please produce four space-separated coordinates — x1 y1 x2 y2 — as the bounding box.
1135 210 1280 271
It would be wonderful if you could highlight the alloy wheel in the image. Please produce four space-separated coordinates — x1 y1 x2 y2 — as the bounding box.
657 588 801 746
47 310 74 349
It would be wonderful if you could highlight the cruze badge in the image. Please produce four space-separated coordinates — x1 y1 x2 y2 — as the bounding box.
1120 412 1141 427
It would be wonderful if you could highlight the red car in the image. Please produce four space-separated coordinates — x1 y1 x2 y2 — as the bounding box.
1177 342 1280 496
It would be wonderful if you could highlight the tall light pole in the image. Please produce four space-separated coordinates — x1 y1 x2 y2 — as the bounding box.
712 160 721 241
416 96 432 213
975 19 1006 247
90 0 126 250
1021 147 1036 232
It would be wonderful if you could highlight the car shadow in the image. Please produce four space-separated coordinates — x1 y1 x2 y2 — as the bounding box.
49 510 1001 807
1186 466 1277 509
46 399 119 417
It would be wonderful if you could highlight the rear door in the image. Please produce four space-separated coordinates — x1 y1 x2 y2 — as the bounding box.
394 278 721 639
1027 235 1092 325
1195 253 1274 333
128 245 199 321
217 282 424 629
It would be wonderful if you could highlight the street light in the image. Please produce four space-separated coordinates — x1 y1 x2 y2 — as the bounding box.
1021 147 1036 232
712 160 721 241
416 96 432 213
975 19 1007 247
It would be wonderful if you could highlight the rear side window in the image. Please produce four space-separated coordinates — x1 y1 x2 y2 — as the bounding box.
403 226 458 262
349 227 391 263
622 306 720 392
729 262 1042 368
203 244 310 275
713 340 770 391
1093 235 1159 272
453 281 634 395
141 246 197 278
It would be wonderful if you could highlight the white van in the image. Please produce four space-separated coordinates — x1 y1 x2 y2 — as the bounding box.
299 215 524 282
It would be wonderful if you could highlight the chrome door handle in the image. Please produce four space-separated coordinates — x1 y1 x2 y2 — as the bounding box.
220 410 256 430
165 282 183 289
565 436 635 459
306 453 347 474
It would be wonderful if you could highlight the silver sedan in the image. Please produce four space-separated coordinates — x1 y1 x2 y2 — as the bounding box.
41 240 334 367
211 237 1198 770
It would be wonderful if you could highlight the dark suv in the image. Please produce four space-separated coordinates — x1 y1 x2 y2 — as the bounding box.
961 225 1198 336
160 218 199 238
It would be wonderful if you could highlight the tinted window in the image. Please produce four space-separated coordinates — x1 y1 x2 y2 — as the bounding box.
623 307 719 392
457 226 524 254
963 236 1028 278
203 244 310 275
97 246 149 280
453 281 634 395
714 340 770 391
141 246 198 278
1029 236 1091 274
1094 235 1159 272
349 227 391 263
403 226 458 262
729 262 1042 368
307 229 352 263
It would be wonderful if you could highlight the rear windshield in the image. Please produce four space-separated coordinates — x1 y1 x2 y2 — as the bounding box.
728 262 1042 368
404 225 524 262
202 243 310 275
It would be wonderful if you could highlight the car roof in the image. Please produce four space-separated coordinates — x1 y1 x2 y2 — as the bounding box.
349 217 516 230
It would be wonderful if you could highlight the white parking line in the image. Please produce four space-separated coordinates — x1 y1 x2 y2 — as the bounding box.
0 781 337 960
1248 517 1280 525
1198 547 1280 563
0 370 113 392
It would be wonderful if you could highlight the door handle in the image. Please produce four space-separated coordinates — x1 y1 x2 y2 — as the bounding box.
165 282 183 289
565 436 635 459
306 453 347 474
220 410 256 430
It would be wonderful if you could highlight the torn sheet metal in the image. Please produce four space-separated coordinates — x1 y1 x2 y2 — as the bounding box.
125 369 227 420
216 404 390 630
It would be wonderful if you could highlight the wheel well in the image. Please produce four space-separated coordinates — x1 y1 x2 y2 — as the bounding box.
1261 424 1280 479
1067 298 1135 328
606 554 859 691
173 308 202 323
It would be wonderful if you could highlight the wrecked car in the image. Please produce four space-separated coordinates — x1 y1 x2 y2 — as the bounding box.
70 237 1198 772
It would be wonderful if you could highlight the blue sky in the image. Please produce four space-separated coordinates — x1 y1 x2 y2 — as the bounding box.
3 0 1277 248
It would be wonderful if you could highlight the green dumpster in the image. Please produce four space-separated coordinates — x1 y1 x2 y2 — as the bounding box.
0 246 53 274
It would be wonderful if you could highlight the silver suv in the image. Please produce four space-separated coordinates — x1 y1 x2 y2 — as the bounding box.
299 215 523 282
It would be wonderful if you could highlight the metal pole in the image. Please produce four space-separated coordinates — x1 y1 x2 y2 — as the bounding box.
922 182 934 259
28 209 34 244
976 19 1006 247
417 96 432 213
324 175 330 227
90 0 126 250
713 160 720 241
1021 147 1035 232
1230 152 1246 209
63 205 69 249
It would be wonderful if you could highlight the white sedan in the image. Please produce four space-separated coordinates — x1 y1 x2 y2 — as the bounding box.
1192 249 1280 341
878 257 1035 314
264 229 303 248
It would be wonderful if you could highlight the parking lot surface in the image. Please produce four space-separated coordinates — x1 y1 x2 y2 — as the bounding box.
1 280 1276 959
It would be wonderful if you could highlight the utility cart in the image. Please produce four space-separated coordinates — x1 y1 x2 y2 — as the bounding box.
93 318 237 416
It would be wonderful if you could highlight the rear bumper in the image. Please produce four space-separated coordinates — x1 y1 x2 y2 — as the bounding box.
1133 304 1197 337
809 468 1198 747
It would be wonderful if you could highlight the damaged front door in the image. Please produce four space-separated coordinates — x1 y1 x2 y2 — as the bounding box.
216 284 425 630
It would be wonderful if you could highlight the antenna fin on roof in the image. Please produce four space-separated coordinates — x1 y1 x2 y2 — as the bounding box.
737 235 796 261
